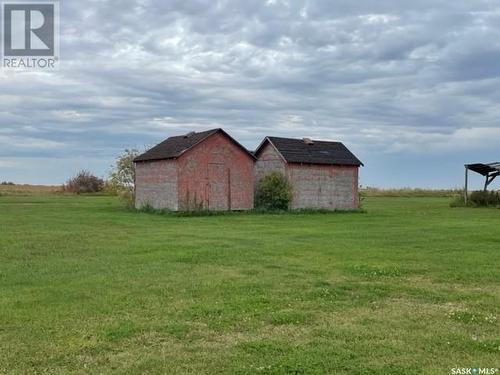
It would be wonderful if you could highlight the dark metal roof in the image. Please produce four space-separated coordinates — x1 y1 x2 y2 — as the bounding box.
256 136 363 166
466 162 500 176
134 128 255 162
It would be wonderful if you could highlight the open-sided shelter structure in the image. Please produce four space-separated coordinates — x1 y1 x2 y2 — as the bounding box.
464 162 500 203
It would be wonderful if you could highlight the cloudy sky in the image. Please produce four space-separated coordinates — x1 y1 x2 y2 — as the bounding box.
1 0 500 189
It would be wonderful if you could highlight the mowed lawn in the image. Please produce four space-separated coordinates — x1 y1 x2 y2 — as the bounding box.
0 195 498 374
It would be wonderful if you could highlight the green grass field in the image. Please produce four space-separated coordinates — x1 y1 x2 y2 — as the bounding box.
0 195 498 374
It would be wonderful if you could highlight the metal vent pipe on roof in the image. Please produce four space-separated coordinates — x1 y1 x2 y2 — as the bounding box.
303 138 314 145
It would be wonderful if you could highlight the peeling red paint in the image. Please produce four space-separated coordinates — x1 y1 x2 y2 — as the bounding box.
177 132 254 211
135 132 255 211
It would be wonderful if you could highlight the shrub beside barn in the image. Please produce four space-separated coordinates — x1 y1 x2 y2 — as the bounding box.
134 128 363 211
254 137 363 210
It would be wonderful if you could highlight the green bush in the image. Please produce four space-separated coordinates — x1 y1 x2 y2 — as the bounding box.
255 172 292 211
452 191 500 208
450 195 467 208
469 190 500 207
108 149 140 192
108 149 142 205
119 189 135 209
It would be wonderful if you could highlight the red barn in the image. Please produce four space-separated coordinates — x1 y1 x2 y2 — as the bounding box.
134 129 255 211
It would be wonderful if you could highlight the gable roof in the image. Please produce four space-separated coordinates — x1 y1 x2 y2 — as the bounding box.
134 128 256 162
255 136 363 166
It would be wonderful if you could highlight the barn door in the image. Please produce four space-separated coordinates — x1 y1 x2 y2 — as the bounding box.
208 163 230 211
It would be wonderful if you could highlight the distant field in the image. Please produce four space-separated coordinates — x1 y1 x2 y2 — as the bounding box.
0 195 498 374
361 187 463 197
0 184 61 195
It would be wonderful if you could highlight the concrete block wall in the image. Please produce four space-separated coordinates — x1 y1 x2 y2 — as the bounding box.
254 143 286 182
254 142 359 210
287 164 359 210
135 160 178 210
